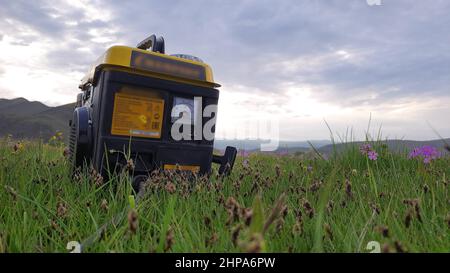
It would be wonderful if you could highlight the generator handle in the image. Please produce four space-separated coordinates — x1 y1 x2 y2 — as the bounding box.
136 34 165 54
212 146 237 176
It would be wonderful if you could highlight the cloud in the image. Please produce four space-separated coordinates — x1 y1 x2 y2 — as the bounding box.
96 0 450 108
0 0 449 139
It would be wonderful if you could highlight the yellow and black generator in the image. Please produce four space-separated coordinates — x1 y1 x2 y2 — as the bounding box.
69 35 236 189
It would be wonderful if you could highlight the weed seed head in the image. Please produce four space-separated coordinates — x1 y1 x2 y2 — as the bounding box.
165 182 176 194
128 209 138 234
164 227 174 252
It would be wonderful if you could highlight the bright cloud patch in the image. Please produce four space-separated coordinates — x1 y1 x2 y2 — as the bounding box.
0 0 449 140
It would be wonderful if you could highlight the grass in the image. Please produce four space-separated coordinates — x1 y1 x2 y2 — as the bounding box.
0 136 449 253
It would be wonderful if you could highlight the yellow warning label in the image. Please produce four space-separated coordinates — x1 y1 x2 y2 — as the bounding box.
164 164 200 173
111 92 164 138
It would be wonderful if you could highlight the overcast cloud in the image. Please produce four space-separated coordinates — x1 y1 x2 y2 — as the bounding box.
0 0 449 140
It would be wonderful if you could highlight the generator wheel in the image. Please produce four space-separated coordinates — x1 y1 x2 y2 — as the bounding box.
132 175 147 195
68 107 92 175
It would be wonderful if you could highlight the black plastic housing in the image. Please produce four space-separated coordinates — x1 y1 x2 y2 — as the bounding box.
71 69 226 178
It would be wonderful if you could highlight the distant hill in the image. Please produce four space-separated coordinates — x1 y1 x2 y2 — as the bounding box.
0 98 448 155
318 139 450 155
213 139 331 151
0 97 75 140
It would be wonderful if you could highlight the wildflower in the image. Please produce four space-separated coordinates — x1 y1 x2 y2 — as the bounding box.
408 145 440 164
367 150 378 161
359 143 372 155
360 143 379 160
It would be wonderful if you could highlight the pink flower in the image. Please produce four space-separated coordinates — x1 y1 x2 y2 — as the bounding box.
368 150 378 161
360 143 379 161
359 144 372 155
409 146 440 164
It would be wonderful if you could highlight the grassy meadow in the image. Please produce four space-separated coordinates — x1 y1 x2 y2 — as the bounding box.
0 136 449 253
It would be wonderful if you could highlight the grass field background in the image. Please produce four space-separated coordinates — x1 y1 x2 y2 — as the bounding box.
0 136 449 253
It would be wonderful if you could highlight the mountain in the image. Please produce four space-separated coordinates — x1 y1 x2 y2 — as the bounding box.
213 139 331 151
0 97 75 140
318 139 450 155
0 98 448 155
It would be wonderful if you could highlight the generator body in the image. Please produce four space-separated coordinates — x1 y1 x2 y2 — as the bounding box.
69 35 236 185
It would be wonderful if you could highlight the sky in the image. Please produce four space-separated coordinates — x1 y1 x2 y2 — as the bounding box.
0 0 449 141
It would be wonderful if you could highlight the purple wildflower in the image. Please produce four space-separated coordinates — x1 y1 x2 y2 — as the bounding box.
408 147 421 158
360 143 379 161
359 144 372 155
368 150 378 161
409 146 440 164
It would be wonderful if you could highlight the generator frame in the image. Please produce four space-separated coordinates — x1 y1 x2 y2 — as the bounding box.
69 37 236 188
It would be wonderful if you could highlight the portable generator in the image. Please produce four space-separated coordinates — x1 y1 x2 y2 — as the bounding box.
69 34 236 189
